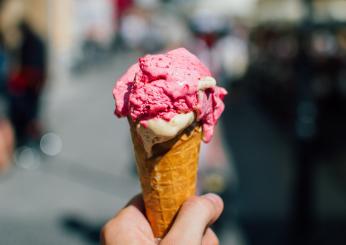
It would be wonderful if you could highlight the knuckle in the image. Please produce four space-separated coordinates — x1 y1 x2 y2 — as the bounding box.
100 214 124 239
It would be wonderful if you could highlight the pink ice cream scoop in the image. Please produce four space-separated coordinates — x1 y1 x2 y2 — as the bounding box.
113 48 227 142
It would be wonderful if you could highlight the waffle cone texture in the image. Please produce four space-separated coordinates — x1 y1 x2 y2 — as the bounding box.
130 124 202 238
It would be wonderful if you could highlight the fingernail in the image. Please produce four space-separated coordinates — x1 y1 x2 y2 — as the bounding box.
201 193 223 206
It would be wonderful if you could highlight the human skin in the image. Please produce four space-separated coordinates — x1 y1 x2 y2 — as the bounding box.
0 119 14 172
101 193 224 245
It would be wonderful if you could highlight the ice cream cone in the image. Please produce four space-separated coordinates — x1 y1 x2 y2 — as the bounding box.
130 123 202 238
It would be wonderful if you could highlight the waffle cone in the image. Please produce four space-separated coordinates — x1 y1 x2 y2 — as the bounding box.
130 124 202 238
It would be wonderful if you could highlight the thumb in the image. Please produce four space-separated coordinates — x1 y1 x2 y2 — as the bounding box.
162 193 223 245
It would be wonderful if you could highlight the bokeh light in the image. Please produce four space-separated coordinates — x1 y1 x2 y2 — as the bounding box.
40 132 63 156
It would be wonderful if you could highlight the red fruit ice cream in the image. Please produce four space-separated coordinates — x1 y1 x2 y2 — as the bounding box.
113 48 227 156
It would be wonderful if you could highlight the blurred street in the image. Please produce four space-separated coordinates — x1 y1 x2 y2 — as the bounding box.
0 52 141 245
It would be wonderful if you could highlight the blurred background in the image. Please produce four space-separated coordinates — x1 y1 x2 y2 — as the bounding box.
0 0 346 244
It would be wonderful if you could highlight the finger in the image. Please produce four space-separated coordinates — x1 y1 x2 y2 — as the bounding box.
162 193 223 245
202 228 219 245
101 194 154 245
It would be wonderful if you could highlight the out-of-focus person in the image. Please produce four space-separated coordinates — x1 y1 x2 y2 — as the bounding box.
0 13 14 173
7 20 47 146
0 117 14 173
